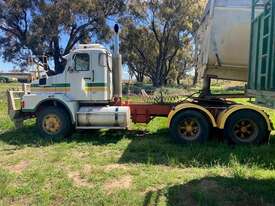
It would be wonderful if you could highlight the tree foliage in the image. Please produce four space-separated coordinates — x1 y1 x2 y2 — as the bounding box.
120 0 205 87
0 0 205 85
167 45 193 85
0 0 125 73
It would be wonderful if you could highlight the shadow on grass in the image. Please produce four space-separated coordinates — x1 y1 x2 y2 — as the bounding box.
0 125 129 147
143 176 275 206
118 129 275 169
1 125 275 169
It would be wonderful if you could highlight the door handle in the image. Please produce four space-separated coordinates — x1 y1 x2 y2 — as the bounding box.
92 70 95 82
84 77 91 80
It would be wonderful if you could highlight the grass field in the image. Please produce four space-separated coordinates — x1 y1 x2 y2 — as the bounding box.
1 83 275 206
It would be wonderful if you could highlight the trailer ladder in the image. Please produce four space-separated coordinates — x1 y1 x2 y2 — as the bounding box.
249 0 275 91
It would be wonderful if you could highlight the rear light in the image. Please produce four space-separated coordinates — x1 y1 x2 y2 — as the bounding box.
21 101 24 108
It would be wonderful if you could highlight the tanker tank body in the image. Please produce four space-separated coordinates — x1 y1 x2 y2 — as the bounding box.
196 0 263 95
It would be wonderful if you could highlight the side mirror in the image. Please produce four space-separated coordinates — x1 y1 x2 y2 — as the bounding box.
68 66 74 73
114 24 119 33
39 77 47 85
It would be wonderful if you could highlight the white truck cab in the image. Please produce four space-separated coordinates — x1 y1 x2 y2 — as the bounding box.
8 38 130 139
30 44 113 103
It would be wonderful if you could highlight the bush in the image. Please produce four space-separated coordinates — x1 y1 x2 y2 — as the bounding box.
122 83 156 95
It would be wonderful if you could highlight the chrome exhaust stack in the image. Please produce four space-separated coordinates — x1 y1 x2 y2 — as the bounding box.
112 24 122 98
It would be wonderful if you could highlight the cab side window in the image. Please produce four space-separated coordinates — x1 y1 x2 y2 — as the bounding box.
74 53 90 71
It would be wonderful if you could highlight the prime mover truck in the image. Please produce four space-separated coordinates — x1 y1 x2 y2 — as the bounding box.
7 0 274 145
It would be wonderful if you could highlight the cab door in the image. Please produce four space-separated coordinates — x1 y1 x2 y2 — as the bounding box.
65 52 92 101
89 52 111 101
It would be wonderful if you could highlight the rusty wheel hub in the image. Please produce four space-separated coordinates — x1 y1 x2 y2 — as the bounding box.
233 119 258 142
42 114 61 135
178 118 200 140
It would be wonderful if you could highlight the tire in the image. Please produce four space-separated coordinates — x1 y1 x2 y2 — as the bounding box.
36 106 72 139
170 110 210 144
0 78 6 83
261 131 271 144
224 110 269 145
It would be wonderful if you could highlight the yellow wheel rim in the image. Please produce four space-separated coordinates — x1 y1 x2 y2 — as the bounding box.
178 118 200 140
42 114 62 135
233 119 258 142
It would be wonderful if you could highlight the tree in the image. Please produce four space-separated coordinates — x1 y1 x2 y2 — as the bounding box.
120 26 157 83
120 0 205 87
0 0 125 74
169 45 193 85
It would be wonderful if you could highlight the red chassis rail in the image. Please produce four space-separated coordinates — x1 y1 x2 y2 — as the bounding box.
126 103 173 124
112 97 234 124
112 97 174 123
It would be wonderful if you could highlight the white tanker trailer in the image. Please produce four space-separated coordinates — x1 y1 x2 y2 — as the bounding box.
196 0 264 95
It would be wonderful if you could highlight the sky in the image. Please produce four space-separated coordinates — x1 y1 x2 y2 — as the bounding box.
0 61 14 72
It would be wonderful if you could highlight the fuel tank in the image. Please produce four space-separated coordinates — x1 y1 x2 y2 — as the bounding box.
77 106 131 128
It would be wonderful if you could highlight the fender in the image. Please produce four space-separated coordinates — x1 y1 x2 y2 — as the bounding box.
22 93 78 123
168 103 217 127
217 105 273 131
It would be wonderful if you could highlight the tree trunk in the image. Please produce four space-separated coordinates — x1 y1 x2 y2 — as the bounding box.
152 71 166 87
53 36 65 74
164 77 168 86
152 79 160 87
192 67 199 86
136 72 144 83
152 75 161 87
177 75 181 85
53 56 64 74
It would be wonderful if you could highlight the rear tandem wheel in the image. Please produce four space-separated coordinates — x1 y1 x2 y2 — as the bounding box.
224 110 270 145
169 110 211 144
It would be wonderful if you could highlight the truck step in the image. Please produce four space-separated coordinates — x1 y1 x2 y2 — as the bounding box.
76 126 127 130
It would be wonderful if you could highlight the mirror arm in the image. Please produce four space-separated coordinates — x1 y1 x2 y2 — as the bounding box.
68 66 74 73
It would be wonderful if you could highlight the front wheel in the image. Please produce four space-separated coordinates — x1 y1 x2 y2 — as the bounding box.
37 106 72 139
224 110 269 145
170 110 210 144
0 78 7 83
